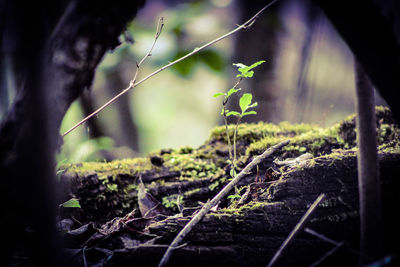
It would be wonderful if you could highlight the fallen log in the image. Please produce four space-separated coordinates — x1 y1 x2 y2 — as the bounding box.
58 106 400 266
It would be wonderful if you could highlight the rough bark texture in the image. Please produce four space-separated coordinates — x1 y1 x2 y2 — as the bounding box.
57 107 400 266
0 0 144 265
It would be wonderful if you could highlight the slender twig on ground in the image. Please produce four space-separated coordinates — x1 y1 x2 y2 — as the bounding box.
62 0 279 137
309 241 346 267
304 227 341 246
305 227 362 266
266 193 326 267
158 139 290 267
304 227 361 257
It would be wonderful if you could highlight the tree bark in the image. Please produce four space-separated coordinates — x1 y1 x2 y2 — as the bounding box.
354 61 383 264
0 0 145 264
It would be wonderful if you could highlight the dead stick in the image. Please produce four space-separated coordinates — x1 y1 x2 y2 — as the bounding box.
266 193 326 267
304 227 341 246
305 227 361 257
309 241 346 267
158 139 290 267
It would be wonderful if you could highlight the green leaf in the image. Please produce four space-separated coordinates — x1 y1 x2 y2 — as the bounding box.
232 63 247 69
239 93 253 113
60 198 81 208
226 88 241 98
247 60 266 70
226 111 240 117
233 60 265 78
248 102 258 108
242 111 257 116
227 194 241 200
242 71 254 78
213 92 225 98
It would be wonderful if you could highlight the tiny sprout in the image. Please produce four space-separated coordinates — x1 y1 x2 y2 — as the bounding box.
213 60 264 179
233 60 265 78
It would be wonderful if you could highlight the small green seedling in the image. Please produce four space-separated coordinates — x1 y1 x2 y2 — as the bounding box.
227 185 242 204
214 60 265 177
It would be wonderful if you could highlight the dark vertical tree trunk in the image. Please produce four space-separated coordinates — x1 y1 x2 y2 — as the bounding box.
0 0 145 264
0 0 64 265
354 61 383 264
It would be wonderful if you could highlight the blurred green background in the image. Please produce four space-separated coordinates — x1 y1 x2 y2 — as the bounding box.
4 0 387 163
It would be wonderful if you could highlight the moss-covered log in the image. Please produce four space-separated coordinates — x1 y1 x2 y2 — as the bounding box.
58 106 400 266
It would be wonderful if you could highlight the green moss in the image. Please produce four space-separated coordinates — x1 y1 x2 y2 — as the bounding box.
243 106 399 160
63 157 154 178
246 126 344 158
209 121 316 144
60 106 399 223
378 142 400 154
337 106 400 147
162 150 224 181
220 201 281 217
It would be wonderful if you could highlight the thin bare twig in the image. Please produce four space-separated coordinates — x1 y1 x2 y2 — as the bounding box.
309 241 346 267
158 139 290 267
304 228 341 246
305 227 358 267
304 227 362 257
63 0 279 137
266 193 326 267
62 17 164 137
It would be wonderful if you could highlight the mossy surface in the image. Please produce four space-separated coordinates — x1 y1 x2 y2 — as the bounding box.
63 157 153 178
57 107 400 267
60 106 400 223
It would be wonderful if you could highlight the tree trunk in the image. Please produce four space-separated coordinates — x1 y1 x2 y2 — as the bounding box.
0 0 145 264
354 61 383 264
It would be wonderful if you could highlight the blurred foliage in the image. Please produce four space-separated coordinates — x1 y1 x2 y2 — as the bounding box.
171 49 226 76
58 102 117 163
52 0 367 164
58 0 233 163
68 137 115 163
0 0 370 167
